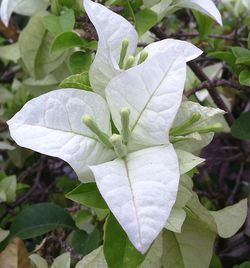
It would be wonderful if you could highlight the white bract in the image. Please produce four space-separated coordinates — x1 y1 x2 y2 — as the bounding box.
7 0 203 253
84 0 202 97
0 0 48 26
146 0 222 25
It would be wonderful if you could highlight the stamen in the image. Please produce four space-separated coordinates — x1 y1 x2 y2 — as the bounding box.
82 115 113 148
137 51 148 65
110 134 127 158
176 122 223 136
124 56 135 69
119 39 129 69
170 113 201 136
120 107 130 145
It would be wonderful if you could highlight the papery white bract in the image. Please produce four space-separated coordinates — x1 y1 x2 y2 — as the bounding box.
174 0 222 26
7 89 115 181
149 0 222 25
90 145 179 253
84 0 138 96
84 0 202 97
0 0 48 26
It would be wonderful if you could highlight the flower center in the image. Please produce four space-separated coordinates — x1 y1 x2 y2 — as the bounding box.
118 38 148 70
82 107 131 158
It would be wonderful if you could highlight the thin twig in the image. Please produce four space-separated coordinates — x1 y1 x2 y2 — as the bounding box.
226 163 244 205
185 79 250 97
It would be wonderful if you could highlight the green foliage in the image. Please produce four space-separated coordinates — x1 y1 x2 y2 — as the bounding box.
66 183 108 209
43 9 75 36
135 9 158 36
104 214 145 268
9 203 76 239
51 32 97 53
231 112 250 140
0 175 16 203
69 51 92 74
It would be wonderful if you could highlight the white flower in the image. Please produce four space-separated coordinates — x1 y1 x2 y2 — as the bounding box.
7 0 203 254
84 0 202 97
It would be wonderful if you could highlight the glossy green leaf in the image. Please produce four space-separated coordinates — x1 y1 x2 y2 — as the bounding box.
59 72 92 90
104 213 145 268
231 112 250 140
239 69 250 86
193 10 213 38
69 51 92 74
66 183 108 209
235 56 250 66
231 46 250 58
135 9 158 36
10 203 75 239
51 32 97 53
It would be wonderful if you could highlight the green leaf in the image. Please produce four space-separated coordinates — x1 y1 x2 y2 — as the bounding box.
209 255 222 268
162 212 216 268
43 9 75 36
19 11 47 78
51 252 71 268
0 229 9 243
140 234 162 268
29 254 49 268
176 149 204 175
135 9 158 36
0 43 20 63
192 11 213 38
66 183 108 209
174 176 193 209
69 229 100 256
0 175 16 203
231 46 250 58
104 213 145 268
51 32 97 53
234 262 250 268
239 69 250 86
186 193 217 232
69 51 93 74
248 32 250 49
210 199 247 238
165 208 186 233
10 203 75 239
76 246 107 268
231 112 250 140
19 12 67 79
208 51 236 71
59 72 91 90
235 56 250 66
